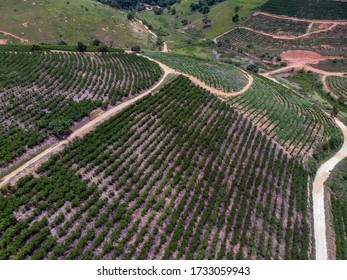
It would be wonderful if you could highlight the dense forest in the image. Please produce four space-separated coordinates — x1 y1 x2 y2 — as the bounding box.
96 0 179 10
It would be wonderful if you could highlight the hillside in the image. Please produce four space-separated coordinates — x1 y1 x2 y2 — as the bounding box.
136 0 267 52
0 76 313 260
260 0 347 20
0 0 155 47
0 0 346 263
0 51 162 170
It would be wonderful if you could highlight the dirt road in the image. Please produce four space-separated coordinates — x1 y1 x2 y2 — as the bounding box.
0 30 28 43
0 67 171 188
254 11 347 24
142 55 253 96
262 61 347 260
136 19 169 52
263 63 347 77
1 52 253 187
213 12 347 44
313 118 347 259
236 25 339 40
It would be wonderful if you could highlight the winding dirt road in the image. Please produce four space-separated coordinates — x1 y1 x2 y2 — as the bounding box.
235 25 339 40
263 63 347 77
0 66 173 188
254 12 347 24
136 19 169 52
262 59 347 260
0 30 28 43
313 118 347 259
142 55 253 96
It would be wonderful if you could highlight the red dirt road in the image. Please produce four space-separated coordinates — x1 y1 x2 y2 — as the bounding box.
0 30 28 43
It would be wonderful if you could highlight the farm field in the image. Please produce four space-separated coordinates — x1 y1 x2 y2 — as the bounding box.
241 14 309 36
327 76 347 101
260 0 347 20
0 76 313 260
310 59 347 73
0 0 154 48
216 26 347 56
0 51 162 169
145 52 248 92
228 75 341 163
325 157 347 259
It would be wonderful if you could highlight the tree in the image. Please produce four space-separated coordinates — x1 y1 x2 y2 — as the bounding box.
246 64 259 73
30 44 43 51
98 45 109 53
127 11 135 20
153 7 163 15
76 42 87 53
156 37 163 49
234 6 240 13
200 5 210 14
92 39 101 46
49 119 70 138
232 14 239 23
331 105 339 118
131 45 141 52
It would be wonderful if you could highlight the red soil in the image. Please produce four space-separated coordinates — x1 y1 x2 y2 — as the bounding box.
281 50 342 64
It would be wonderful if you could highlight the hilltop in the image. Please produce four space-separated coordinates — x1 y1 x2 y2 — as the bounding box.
0 0 155 47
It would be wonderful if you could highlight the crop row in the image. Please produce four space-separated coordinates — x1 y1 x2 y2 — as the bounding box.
0 76 313 260
327 76 347 100
227 76 340 162
217 27 347 56
241 14 309 36
145 52 248 92
260 0 347 20
0 52 162 168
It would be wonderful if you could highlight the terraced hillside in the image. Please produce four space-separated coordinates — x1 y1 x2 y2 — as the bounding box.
0 76 313 260
260 0 347 20
228 76 341 162
145 52 248 93
0 51 162 168
327 76 347 101
241 14 309 36
217 26 347 56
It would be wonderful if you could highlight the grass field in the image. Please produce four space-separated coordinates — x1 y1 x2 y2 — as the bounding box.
0 0 155 48
137 0 267 50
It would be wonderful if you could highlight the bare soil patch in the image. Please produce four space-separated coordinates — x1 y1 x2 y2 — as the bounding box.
0 39 7 44
281 50 342 64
